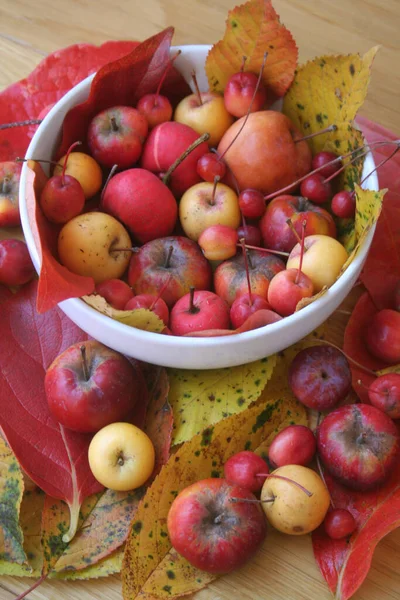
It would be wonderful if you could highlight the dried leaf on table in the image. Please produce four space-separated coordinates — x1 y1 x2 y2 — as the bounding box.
0 40 139 162
58 28 191 157
54 547 124 580
313 465 400 600
357 117 400 308
0 281 103 544
83 294 165 333
205 0 298 103
0 436 26 566
168 355 277 445
122 391 306 600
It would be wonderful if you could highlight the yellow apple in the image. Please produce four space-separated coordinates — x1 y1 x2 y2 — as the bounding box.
88 422 155 491
58 212 132 283
261 465 330 535
179 182 241 242
54 151 103 199
174 92 234 147
287 234 348 292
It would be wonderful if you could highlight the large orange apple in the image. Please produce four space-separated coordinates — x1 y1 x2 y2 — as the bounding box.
217 111 312 194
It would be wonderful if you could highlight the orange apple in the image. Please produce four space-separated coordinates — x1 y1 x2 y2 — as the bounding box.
179 182 241 242
54 151 103 200
174 92 234 147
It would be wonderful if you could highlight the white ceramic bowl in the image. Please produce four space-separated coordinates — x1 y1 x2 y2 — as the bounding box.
20 45 378 370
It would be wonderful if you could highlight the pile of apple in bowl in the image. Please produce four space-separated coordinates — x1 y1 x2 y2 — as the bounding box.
19 23 382 370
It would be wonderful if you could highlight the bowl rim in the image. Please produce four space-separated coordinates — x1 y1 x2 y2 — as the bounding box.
19 44 379 356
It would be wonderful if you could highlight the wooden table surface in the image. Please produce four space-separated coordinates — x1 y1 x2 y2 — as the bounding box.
1 1 400 599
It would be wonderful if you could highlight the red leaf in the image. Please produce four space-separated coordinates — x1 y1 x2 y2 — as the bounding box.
312 461 400 600
343 291 386 403
58 28 191 157
0 40 139 162
357 116 400 309
26 164 95 312
0 281 103 541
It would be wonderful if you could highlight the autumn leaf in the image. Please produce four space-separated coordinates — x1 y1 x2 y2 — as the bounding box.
122 392 306 599
168 356 277 445
83 294 166 333
0 282 105 545
0 436 26 566
143 368 173 476
205 0 297 103
357 117 400 308
313 465 400 600
54 547 124 580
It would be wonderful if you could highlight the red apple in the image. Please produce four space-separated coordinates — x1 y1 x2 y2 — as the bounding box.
365 309 400 364
45 340 142 433
230 293 272 329
136 93 173 129
0 161 22 227
214 249 285 306
128 236 212 308
224 451 269 492
0 239 35 287
167 478 267 573
170 289 230 335
317 404 400 491
40 174 85 224
237 224 262 247
101 168 177 244
368 373 400 419
260 195 336 253
141 122 209 198
95 279 134 310
87 105 148 169
267 269 314 316
125 294 169 326
217 111 312 194
224 72 267 118
268 425 316 468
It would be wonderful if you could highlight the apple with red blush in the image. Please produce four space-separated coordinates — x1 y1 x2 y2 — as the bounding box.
87 105 148 169
317 403 400 491
198 225 238 261
237 224 262 247
125 294 169 327
365 309 400 364
367 373 400 419
217 111 312 195
260 195 336 253
128 236 212 308
101 168 177 244
224 71 267 118
95 279 134 310
170 288 230 335
141 122 209 197
214 248 285 306
224 451 269 492
268 425 316 468
167 478 267 574
0 161 22 227
45 340 142 433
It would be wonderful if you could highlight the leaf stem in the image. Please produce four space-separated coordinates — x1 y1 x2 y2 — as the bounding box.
14 574 47 600
0 118 42 130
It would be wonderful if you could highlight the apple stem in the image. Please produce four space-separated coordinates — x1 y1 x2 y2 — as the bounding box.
80 345 90 381
240 237 253 306
150 274 172 311
295 220 307 285
191 70 203 106
1 177 10 194
156 49 182 97
211 176 220 205
162 132 210 187
164 245 174 269
230 497 275 504
263 139 400 202
316 455 335 509
255 473 313 497
61 140 82 186
236 243 289 258
101 163 119 203
293 124 337 144
316 339 377 376
188 286 200 314
219 51 268 162
110 116 119 133
240 55 247 72
286 218 302 244
16 156 59 166
0 118 42 130
13 574 48 600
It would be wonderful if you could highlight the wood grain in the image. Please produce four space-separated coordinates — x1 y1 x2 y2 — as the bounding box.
1 0 400 598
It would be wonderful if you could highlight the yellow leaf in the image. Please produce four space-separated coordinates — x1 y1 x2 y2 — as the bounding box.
53 547 124 580
20 488 45 575
83 294 165 333
205 0 297 100
0 436 27 566
376 365 400 376
168 355 277 445
122 392 306 599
